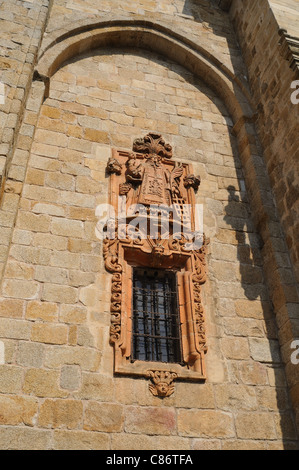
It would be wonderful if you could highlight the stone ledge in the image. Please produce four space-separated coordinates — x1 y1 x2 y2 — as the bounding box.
279 29 299 74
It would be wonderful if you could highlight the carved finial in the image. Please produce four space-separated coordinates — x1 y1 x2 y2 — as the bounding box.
184 174 201 191
133 133 173 160
147 370 178 397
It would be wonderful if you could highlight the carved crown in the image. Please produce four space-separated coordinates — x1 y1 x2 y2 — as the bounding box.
133 133 173 159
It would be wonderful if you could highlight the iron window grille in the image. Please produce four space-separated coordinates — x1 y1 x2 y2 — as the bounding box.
132 268 182 364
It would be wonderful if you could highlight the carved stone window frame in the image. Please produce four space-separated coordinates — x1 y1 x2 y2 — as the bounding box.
103 134 209 394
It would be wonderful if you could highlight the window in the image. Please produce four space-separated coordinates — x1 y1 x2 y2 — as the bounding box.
103 134 209 395
132 268 182 364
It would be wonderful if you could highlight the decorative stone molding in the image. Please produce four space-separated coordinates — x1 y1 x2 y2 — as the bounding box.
279 29 299 73
104 134 209 383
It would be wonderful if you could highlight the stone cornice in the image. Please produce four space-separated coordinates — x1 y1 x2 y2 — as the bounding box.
279 29 299 74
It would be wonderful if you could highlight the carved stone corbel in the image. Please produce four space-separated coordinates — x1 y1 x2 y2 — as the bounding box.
184 174 201 191
147 370 178 397
106 156 122 175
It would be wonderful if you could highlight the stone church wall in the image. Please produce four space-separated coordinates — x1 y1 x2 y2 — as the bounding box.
0 0 298 450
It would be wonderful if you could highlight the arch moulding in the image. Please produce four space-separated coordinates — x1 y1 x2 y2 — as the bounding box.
35 20 255 126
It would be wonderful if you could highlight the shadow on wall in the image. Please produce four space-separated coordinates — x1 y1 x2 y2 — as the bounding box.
183 0 226 31
223 182 298 448
224 185 264 301
182 0 250 97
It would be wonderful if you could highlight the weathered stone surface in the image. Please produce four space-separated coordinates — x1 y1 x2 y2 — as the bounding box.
39 399 83 429
53 430 110 450
0 395 38 426
235 413 277 440
177 410 235 438
125 406 176 436
84 402 124 433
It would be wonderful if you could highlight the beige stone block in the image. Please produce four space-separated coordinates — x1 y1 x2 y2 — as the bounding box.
35 129 68 148
38 116 67 133
60 365 81 391
51 218 84 238
239 361 269 385
249 338 281 363
0 317 31 340
17 341 45 368
80 254 102 272
50 251 80 269
256 387 288 412
25 168 46 186
211 242 238 262
221 336 250 360
41 105 62 119
23 368 68 398
0 299 24 318
235 412 276 440
34 265 69 285
221 440 267 450
68 324 77 346
2 279 39 300
58 148 84 164
31 323 68 345
214 384 257 411
75 176 102 195
125 406 176 436
32 203 65 217
79 285 98 307
0 365 23 393
235 299 271 320
223 317 264 338
210 260 238 282
175 382 215 409
178 410 235 438
41 283 78 304
45 172 75 191
0 427 52 450
53 430 110 450
68 137 93 154
33 233 68 251
5 261 34 280
16 211 51 233
192 439 221 450
39 399 83 429
68 238 93 253
12 228 33 246
0 395 38 426
44 345 101 372
59 304 87 324
31 142 59 158
84 402 124 432
75 373 114 401
1 193 20 212
30 155 61 172
84 128 109 144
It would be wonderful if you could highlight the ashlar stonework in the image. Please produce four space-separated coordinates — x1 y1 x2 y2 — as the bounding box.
0 0 298 450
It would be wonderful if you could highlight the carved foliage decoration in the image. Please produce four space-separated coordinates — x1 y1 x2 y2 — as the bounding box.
104 133 209 387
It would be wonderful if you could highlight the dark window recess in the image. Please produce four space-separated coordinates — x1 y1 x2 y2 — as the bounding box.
132 268 182 363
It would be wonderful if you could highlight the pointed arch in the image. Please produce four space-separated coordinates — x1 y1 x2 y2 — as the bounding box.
35 19 255 126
